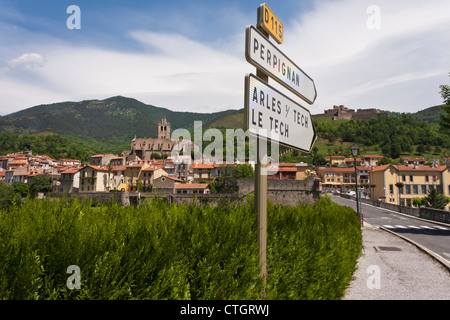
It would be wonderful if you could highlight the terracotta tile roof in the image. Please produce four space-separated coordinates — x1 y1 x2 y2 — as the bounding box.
175 183 210 190
369 164 391 172
193 163 214 169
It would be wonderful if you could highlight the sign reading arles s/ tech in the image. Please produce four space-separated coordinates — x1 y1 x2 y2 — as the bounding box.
244 73 316 153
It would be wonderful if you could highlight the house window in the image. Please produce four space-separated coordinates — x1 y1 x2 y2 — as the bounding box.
425 175 429 183
421 185 427 194
432 175 437 183
402 175 406 182
409 175 413 182
413 185 418 194
405 185 411 194
389 184 394 194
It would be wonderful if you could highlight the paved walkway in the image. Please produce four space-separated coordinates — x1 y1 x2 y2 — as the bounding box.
344 223 450 300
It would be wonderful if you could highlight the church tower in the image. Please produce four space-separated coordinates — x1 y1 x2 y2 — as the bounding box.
158 117 171 140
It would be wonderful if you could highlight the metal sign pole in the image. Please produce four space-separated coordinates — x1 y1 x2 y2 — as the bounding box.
255 22 269 291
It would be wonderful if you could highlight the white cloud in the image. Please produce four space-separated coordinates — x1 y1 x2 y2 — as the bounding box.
6 52 46 71
283 0 450 113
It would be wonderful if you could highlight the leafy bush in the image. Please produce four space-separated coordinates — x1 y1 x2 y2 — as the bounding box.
0 196 361 300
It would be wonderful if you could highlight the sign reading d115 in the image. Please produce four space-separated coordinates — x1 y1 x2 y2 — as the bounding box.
257 3 283 44
244 73 317 153
245 25 317 105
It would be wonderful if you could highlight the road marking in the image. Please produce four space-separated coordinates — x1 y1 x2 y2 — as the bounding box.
434 226 449 230
420 226 434 230
394 225 408 229
383 225 395 229
407 225 421 229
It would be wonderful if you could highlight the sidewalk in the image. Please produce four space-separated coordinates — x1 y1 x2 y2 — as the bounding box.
344 223 450 300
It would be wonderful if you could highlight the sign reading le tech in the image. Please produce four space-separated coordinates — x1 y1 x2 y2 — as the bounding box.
245 25 317 105
245 73 316 152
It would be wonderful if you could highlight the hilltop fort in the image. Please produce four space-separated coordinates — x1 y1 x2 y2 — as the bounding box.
324 105 380 120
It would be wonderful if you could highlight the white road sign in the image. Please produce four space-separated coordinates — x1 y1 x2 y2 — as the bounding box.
244 73 317 152
245 25 317 105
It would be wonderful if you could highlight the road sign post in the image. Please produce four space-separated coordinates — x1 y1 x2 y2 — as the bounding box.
254 27 269 289
244 3 317 296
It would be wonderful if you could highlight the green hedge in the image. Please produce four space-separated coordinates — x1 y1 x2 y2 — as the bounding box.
0 195 361 300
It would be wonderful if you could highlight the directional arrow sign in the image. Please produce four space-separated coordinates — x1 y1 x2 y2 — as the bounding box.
245 25 317 105
244 73 317 153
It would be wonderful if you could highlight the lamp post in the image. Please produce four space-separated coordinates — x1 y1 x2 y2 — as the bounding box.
351 144 362 226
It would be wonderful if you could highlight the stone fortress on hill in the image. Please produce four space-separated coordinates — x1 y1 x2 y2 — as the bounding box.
323 105 380 120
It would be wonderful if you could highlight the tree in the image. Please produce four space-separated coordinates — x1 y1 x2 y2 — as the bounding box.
439 73 450 133
312 153 328 166
233 164 254 179
378 157 393 165
11 182 29 198
422 187 450 210
412 197 425 208
29 175 51 197
0 181 21 208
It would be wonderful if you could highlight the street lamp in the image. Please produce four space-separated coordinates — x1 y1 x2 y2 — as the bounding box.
351 144 362 226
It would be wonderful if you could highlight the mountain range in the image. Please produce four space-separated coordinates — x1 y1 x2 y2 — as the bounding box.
0 96 243 151
0 96 445 156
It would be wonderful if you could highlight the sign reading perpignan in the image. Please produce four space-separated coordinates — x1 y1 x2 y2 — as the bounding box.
245 25 317 105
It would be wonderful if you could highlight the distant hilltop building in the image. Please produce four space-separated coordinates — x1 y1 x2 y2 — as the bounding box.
324 105 380 120
123 117 196 162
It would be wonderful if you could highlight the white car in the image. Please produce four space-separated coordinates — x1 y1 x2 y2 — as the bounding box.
347 191 356 196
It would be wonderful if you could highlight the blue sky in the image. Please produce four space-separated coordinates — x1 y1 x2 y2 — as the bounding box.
1 0 449 115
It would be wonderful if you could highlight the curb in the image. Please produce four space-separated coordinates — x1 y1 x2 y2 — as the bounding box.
379 226 450 272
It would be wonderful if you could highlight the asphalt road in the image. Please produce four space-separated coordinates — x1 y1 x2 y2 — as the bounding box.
331 195 450 265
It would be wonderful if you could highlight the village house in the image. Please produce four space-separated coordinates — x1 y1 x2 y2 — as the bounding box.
192 163 215 181
140 165 168 191
369 164 449 210
317 167 367 192
152 175 183 196
79 165 110 193
90 154 116 166
174 183 211 195
361 155 383 167
59 159 82 167
58 168 80 194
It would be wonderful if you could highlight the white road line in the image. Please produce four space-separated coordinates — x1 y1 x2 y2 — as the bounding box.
383 225 395 228
434 226 449 230
394 225 408 229
420 226 435 230
407 225 421 229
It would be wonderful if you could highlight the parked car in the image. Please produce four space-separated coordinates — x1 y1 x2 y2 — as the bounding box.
347 191 356 196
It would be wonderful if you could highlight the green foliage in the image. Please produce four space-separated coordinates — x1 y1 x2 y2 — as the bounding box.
440 73 450 134
0 181 22 209
0 196 362 300
313 110 449 159
233 164 254 179
29 175 51 197
422 187 450 210
0 131 97 162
